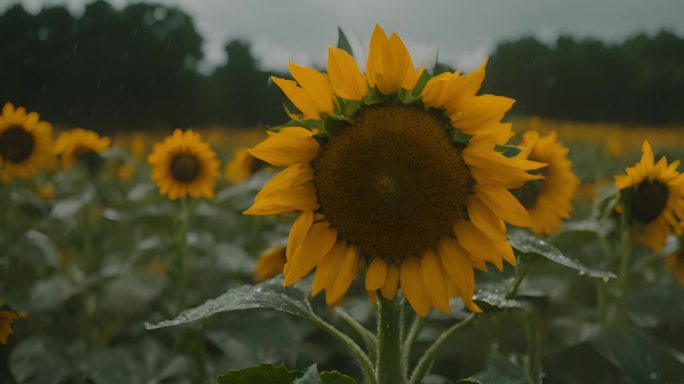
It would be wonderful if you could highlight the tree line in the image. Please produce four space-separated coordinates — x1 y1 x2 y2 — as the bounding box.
1 1 683 132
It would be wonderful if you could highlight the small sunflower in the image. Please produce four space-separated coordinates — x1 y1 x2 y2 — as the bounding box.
148 129 220 200
615 141 684 251
244 25 545 316
0 102 53 181
53 128 111 170
254 246 286 283
225 147 268 183
36 183 56 200
0 309 26 345
516 131 580 235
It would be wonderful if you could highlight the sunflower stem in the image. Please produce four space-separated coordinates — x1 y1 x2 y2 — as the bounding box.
311 313 378 384
617 205 631 293
376 296 407 384
409 313 476 384
175 197 191 313
335 308 378 363
506 258 530 299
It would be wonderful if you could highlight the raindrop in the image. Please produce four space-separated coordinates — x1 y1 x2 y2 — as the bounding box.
72 42 79 55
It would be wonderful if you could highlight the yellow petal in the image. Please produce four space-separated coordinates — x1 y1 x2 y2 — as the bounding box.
475 184 532 227
285 210 314 263
288 62 334 115
365 24 388 89
284 223 337 285
438 237 475 296
312 241 348 296
327 245 360 305
365 257 388 290
380 263 400 300
248 127 319 167
327 46 367 100
272 77 321 119
400 257 431 316
420 249 451 314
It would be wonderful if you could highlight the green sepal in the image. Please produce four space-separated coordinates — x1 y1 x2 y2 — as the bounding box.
320 113 352 138
336 27 353 56
449 128 471 146
494 144 523 158
362 87 387 106
334 98 362 118
411 70 432 98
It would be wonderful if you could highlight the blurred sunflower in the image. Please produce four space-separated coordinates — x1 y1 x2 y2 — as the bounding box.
0 309 26 345
0 102 53 181
244 25 544 316
517 131 579 235
666 249 684 285
53 128 111 170
148 129 220 200
225 147 268 183
36 183 56 200
253 245 286 283
615 141 684 251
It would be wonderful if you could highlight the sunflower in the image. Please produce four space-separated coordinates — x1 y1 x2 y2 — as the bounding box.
0 102 53 181
225 147 268 183
614 141 684 251
148 129 220 200
53 128 111 170
0 309 26 345
243 25 545 316
516 131 579 235
254 245 286 283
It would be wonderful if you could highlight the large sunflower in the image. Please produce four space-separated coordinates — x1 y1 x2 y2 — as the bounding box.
244 25 544 316
148 129 220 200
0 102 53 181
517 131 579 235
53 128 111 170
615 141 684 251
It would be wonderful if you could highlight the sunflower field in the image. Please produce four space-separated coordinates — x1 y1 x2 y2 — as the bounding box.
2 24 684 384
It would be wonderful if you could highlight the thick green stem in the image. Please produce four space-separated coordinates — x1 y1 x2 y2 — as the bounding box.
617 210 631 292
506 260 529 299
376 296 406 384
311 314 378 384
409 314 476 384
596 280 608 325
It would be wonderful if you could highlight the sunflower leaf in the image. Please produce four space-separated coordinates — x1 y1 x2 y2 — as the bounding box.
508 231 616 280
215 363 356 384
336 27 353 56
145 277 315 330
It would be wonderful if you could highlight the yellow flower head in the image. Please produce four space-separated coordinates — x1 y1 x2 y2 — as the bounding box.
517 131 580 235
225 148 261 183
147 129 221 200
254 245 286 283
245 25 545 316
614 141 684 251
0 309 27 345
0 102 53 181
53 128 111 170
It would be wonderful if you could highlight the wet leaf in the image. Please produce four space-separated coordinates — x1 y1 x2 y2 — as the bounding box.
146 277 314 330
509 231 616 280
9 337 71 384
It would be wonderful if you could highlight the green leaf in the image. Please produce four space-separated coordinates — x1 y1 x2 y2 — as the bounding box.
457 354 529 384
9 337 71 384
320 371 356 384
294 366 321 384
472 290 521 312
591 327 684 384
625 284 684 327
508 231 616 280
216 363 303 384
336 27 353 56
542 341 621 384
145 277 315 330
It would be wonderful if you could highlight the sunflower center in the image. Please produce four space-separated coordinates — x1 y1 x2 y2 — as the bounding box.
170 153 201 183
0 126 34 163
630 180 668 224
314 103 470 261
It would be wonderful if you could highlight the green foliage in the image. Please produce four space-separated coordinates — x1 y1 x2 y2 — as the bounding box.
216 363 356 384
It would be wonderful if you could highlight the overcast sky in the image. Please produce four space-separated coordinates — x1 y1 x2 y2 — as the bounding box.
8 0 684 72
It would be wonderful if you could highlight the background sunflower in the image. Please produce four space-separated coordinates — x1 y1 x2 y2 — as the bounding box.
53 128 111 170
148 129 221 200
0 102 53 181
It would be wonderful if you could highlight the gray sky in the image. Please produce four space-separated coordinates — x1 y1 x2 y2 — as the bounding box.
8 0 684 72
